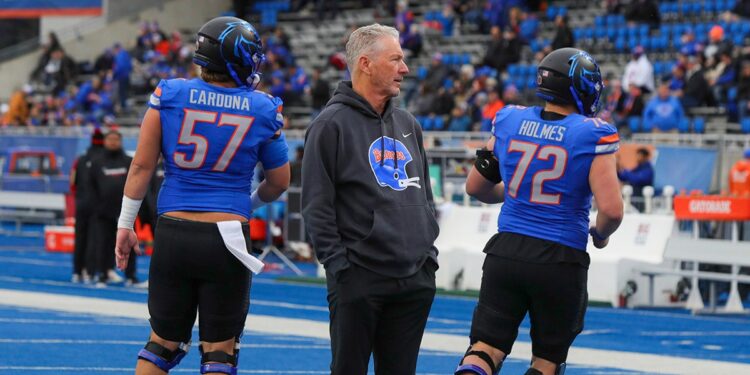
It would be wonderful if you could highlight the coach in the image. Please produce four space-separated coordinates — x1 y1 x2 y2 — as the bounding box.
301 23 439 375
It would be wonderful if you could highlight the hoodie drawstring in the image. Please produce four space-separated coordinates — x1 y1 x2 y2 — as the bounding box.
392 119 399 171
379 118 386 166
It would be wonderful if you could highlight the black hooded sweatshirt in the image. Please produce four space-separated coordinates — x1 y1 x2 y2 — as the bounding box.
302 81 439 279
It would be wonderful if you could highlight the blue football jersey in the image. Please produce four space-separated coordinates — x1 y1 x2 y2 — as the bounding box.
149 78 287 218
492 105 620 250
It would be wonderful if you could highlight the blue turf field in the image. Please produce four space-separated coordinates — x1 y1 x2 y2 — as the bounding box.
1 239 749 374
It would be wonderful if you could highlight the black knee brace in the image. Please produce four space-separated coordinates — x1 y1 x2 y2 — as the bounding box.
455 346 502 375
199 338 240 375
137 341 190 373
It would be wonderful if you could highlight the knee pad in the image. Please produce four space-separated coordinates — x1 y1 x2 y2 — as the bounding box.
455 347 502 375
199 338 240 375
137 341 190 373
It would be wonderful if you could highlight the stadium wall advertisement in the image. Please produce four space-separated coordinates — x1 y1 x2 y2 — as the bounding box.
0 0 102 18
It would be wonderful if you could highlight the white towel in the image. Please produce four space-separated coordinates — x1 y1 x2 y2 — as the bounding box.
217 220 264 274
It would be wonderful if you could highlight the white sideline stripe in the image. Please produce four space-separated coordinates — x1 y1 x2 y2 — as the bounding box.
2 289 750 375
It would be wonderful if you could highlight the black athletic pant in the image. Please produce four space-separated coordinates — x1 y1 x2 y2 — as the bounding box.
73 208 94 276
93 216 135 281
326 260 437 375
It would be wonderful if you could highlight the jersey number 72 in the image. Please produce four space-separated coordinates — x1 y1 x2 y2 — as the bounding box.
506 139 568 205
174 109 255 171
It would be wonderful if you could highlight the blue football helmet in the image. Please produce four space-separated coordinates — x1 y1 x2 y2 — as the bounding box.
368 137 421 191
193 16 265 89
536 48 603 117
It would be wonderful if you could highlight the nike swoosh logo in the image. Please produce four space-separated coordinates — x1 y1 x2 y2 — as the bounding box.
402 132 412 138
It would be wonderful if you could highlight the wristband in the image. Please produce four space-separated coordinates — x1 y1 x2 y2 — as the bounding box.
590 227 607 242
117 196 143 230
251 190 268 210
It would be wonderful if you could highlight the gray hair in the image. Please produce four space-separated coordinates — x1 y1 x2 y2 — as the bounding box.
345 23 399 72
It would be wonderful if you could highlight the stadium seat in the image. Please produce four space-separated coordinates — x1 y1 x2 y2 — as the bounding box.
733 33 745 46
628 116 642 133
508 64 520 77
524 65 536 77
639 25 649 37
515 77 526 90
678 117 691 133
527 76 536 89
653 61 663 75
595 15 605 28
741 118 750 133
433 116 444 130
692 117 706 133
641 118 654 132
607 27 617 41
546 6 557 20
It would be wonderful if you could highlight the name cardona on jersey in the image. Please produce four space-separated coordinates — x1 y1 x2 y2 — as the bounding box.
189 88 251 111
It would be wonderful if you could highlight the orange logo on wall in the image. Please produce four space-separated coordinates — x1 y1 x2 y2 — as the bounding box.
674 195 750 221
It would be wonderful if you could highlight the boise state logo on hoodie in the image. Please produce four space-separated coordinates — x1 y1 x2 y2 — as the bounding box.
368 136 421 191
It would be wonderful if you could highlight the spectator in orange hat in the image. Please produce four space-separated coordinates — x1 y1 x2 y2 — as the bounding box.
705 25 733 67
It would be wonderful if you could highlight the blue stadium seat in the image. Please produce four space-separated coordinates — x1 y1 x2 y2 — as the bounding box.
662 24 673 36
530 39 541 53
672 23 684 36
639 24 649 37
741 118 750 133
461 53 471 65
527 76 537 89
441 53 451 65
573 28 584 41
417 66 428 80
728 86 738 102
628 36 640 49
508 64 520 77
628 26 639 38
691 2 703 14
734 33 745 46
693 117 706 133
641 37 652 51
433 116 444 130
616 27 627 39
681 2 691 14
695 23 707 36
421 116 434 131
546 6 557 20
704 1 715 14
595 26 608 40
659 3 670 15
628 116 641 133
654 36 667 50
515 77 526 90
641 118 654 132
653 61 664 76
678 117 691 133
584 27 595 40
607 27 617 40
595 16 606 28
615 37 626 52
